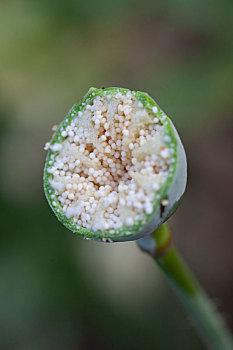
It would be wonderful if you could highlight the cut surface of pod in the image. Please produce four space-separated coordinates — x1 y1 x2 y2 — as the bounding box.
44 87 187 242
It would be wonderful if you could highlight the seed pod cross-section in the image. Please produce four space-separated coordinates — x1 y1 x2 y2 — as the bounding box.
44 87 187 242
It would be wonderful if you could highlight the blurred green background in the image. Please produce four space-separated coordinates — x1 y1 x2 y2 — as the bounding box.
0 0 233 349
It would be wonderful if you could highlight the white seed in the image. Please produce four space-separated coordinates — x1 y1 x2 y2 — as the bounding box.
125 217 134 226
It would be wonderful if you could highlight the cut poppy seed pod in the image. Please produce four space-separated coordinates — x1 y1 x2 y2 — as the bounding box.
44 87 187 242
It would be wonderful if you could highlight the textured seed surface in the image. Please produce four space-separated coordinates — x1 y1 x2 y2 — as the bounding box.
46 91 171 232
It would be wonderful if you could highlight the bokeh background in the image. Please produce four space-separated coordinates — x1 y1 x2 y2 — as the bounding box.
0 0 233 349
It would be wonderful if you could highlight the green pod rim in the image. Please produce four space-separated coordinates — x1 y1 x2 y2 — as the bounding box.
43 87 187 242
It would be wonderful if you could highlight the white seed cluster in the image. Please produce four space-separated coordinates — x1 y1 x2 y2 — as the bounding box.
46 91 172 232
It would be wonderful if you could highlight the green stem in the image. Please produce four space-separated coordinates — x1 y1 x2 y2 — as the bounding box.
137 224 233 350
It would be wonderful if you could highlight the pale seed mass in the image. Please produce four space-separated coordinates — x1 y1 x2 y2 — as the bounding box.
45 91 172 233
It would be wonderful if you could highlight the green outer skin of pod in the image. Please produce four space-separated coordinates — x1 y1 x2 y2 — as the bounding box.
44 87 187 242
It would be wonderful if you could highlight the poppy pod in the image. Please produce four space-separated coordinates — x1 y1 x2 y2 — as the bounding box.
44 87 187 242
